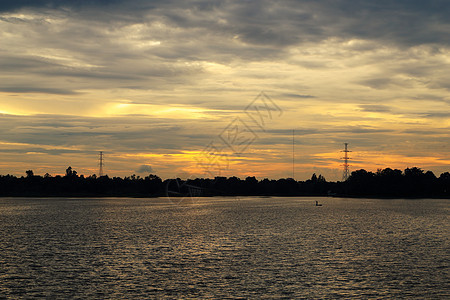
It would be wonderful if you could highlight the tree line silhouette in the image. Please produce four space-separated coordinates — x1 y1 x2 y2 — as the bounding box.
0 166 449 198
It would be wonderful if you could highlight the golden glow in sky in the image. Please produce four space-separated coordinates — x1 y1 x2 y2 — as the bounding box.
0 1 449 180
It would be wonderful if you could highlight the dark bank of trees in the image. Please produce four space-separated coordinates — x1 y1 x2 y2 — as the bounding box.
0 166 449 198
342 167 450 198
0 167 164 197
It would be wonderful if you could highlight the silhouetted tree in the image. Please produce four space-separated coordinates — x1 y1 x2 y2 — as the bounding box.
65 166 73 177
347 169 376 195
317 175 326 182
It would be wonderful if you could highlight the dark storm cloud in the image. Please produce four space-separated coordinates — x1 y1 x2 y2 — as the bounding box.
2 0 448 47
1 0 448 96
323 0 450 46
0 0 121 12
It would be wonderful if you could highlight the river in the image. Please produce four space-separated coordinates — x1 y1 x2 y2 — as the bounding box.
0 197 448 298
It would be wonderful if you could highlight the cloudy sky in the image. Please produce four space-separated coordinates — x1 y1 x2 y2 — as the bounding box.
0 0 449 180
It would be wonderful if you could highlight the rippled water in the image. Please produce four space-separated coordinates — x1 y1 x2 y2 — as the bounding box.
0 197 448 299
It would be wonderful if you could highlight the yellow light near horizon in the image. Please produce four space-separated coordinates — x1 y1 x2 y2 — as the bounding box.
0 107 32 116
106 102 218 119
0 141 83 152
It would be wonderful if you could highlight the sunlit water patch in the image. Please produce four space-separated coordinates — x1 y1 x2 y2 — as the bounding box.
0 197 448 298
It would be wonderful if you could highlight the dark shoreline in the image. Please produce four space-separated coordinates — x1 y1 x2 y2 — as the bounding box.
1 166 449 199
1 194 449 199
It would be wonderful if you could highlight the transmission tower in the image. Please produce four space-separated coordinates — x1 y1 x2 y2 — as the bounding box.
292 129 295 180
98 151 104 177
341 143 351 181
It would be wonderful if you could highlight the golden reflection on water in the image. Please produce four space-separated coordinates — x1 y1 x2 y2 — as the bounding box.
0 197 448 298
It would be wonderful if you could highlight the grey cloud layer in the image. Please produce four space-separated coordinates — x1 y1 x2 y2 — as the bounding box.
0 113 223 154
0 0 122 12
1 113 446 156
2 0 448 45
0 0 448 99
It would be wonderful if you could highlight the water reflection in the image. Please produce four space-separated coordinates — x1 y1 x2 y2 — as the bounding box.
0 197 448 298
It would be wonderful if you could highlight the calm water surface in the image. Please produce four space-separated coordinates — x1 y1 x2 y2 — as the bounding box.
0 197 448 299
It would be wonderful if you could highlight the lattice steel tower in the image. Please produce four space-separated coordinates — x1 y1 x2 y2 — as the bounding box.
98 151 104 177
341 143 351 181
292 129 295 180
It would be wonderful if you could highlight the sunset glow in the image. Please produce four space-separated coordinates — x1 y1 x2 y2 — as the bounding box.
0 1 449 180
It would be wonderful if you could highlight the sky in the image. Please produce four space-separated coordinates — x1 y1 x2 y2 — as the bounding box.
0 0 449 181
